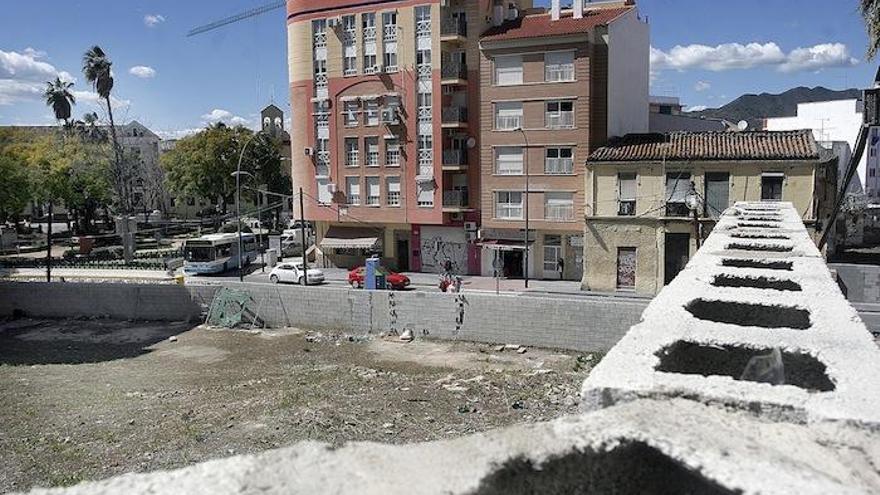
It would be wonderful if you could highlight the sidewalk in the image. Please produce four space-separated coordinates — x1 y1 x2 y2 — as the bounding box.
2 267 174 282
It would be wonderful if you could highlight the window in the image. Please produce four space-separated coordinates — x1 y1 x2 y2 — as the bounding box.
366 176 380 205
386 176 401 206
545 51 574 82
495 101 522 130
382 11 397 41
665 172 691 216
385 138 400 166
362 12 376 36
364 99 379 126
495 55 523 86
383 49 397 72
417 183 434 207
312 19 327 48
546 101 574 128
417 92 432 122
616 247 637 290
704 172 729 219
545 148 573 174
343 101 358 127
496 191 523 219
495 146 523 175
363 54 378 73
618 173 636 216
544 192 574 221
346 177 360 205
345 138 359 167
317 178 331 204
761 173 784 201
344 52 358 75
415 5 431 37
342 15 357 75
543 235 562 273
417 134 433 175
365 137 379 166
416 49 432 79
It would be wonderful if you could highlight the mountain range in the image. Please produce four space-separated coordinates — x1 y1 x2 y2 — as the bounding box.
685 86 862 130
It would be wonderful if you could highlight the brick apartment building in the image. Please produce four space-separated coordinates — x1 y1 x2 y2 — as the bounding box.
477 0 648 281
287 0 648 277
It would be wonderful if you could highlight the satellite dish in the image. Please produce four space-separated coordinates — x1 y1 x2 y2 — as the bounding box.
466 136 477 149
736 120 749 131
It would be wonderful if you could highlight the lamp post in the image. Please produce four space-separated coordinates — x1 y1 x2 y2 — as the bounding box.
233 131 263 282
515 126 530 288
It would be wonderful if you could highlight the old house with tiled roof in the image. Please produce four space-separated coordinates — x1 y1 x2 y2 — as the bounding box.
582 129 837 294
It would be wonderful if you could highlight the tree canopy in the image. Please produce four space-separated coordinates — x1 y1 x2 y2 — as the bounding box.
162 124 290 216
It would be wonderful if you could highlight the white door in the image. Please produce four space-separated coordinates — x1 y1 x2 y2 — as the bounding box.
543 235 562 279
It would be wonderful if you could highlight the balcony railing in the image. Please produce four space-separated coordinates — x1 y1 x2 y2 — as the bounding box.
442 106 468 124
418 106 432 122
545 158 573 175
618 200 636 216
313 32 327 48
383 24 397 41
440 17 467 37
386 150 401 166
363 26 377 41
666 202 690 217
417 64 432 79
416 20 431 37
441 60 467 80
546 112 574 129
443 190 469 208
545 204 575 222
495 114 522 130
442 149 467 166
347 194 360 206
387 191 401 206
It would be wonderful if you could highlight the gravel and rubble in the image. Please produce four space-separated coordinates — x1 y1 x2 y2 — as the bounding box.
0 318 597 493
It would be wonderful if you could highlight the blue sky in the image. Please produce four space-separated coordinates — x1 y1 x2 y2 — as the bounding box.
0 0 875 137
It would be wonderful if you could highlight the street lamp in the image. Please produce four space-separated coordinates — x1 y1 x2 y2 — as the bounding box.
515 126 530 288
233 131 264 282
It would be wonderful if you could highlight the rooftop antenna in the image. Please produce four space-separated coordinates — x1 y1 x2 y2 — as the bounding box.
736 120 748 132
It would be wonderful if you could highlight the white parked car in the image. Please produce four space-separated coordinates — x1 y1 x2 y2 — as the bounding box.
269 261 324 285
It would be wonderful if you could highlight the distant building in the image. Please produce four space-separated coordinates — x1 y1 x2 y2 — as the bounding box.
582 130 836 294
648 96 726 133
763 99 871 198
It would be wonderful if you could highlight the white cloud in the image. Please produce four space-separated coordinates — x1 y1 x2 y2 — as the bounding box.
129 65 156 78
71 90 131 111
684 105 708 112
0 48 75 105
201 108 250 126
694 80 711 92
779 43 859 72
144 14 165 27
156 128 202 140
651 42 858 73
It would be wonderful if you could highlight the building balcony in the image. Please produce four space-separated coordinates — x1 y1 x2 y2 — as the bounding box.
440 17 467 42
441 106 468 128
442 190 472 212
442 149 468 170
440 60 467 84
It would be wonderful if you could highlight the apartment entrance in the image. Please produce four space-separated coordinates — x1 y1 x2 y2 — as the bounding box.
396 239 410 271
664 233 691 285
501 249 524 279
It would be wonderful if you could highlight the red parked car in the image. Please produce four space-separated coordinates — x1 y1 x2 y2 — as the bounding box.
347 266 411 290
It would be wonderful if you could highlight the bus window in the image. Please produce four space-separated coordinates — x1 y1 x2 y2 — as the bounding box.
185 246 215 262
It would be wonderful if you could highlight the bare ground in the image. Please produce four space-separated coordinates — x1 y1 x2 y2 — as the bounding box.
0 318 598 493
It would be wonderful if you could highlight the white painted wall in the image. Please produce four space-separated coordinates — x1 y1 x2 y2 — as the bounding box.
606 9 649 138
765 99 873 197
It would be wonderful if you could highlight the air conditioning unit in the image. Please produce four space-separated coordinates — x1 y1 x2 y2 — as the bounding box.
381 108 399 125
464 221 477 232
304 147 314 156
327 17 342 28
450 212 464 222
327 183 338 194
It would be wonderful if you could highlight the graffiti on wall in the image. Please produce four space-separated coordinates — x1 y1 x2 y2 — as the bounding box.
420 235 467 274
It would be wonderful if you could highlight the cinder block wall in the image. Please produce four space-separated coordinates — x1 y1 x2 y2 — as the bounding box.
0 282 647 352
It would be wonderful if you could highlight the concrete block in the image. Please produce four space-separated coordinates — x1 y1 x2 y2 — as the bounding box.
582 202 880 427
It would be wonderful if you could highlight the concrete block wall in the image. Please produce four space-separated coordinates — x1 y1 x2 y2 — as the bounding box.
581 202 880 428
0 281 647 352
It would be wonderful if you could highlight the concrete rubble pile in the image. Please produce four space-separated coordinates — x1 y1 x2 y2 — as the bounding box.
24 202 880 495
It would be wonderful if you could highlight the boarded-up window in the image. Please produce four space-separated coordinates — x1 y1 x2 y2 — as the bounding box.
704 172 729 219
617 247 637 289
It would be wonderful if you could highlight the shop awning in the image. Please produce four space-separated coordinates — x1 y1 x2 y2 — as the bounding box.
478 239 533 251
320 226 381 250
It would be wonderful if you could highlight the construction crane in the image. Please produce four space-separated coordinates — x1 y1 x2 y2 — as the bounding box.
187 0 286 37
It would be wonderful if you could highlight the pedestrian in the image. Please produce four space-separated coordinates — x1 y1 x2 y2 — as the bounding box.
443 257 453 275
557 257 565 280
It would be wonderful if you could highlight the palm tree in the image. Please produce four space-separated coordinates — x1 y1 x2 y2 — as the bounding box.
82 45 127 212
862 0 880 60
43 77 75 127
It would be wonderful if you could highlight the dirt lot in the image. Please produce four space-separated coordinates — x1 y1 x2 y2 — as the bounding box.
0 318 598 493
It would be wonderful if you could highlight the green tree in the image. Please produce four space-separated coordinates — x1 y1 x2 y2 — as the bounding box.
43 77 75 127
162 124 289 220
863 0 880 60
82 45 129 213
0 154 30 223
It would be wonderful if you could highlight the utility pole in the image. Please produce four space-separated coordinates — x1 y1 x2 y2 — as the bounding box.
299 187 309 285
46 202 52 283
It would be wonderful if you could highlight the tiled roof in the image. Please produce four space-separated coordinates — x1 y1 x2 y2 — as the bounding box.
589 130 820 162
481 7 632 42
